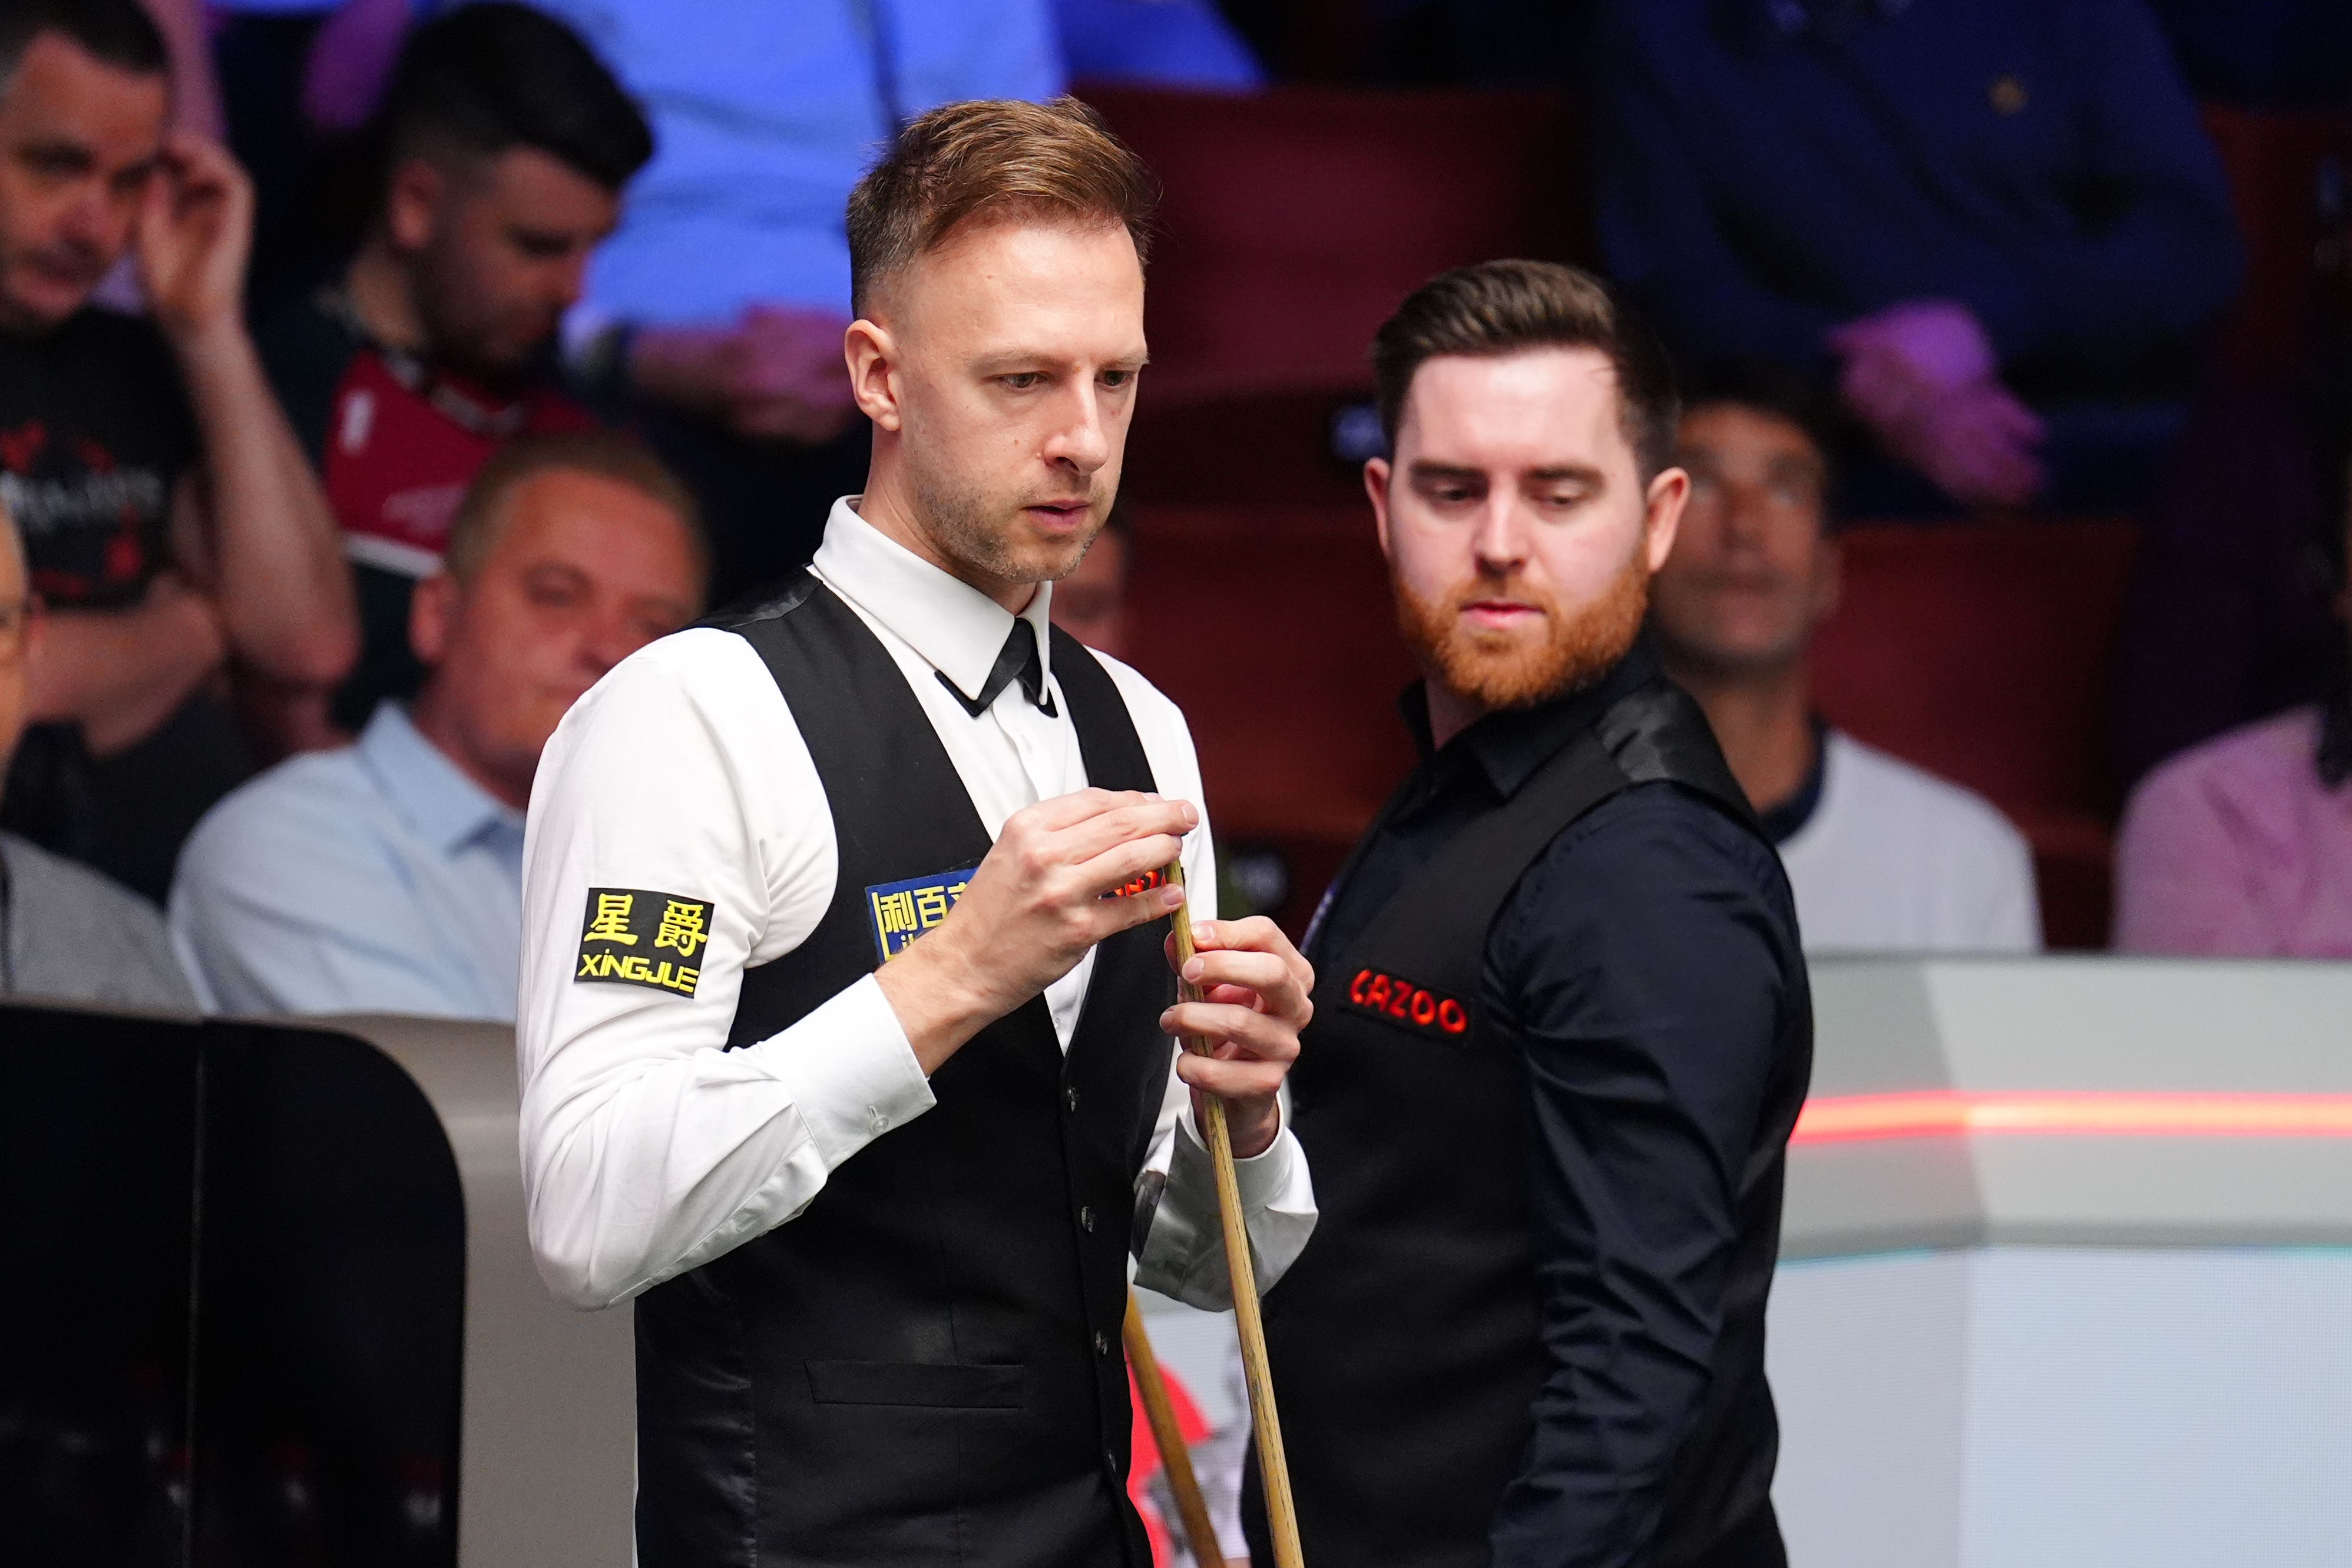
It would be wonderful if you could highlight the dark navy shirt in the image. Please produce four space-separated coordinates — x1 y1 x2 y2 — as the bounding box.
1590 0 2243 388
1309 638 1811 1564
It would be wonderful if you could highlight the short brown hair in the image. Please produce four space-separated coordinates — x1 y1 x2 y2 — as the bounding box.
446 430 707 597
846 97 1156 316
1372 259 1681 481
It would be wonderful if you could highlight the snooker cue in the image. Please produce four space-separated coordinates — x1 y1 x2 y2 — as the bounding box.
1124 1291 1229 1568
1163 861 1306 1568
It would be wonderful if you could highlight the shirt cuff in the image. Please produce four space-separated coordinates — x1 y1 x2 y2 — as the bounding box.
740 972 935 1168
1136 1101 1318 1311
1177 1098 1298 1210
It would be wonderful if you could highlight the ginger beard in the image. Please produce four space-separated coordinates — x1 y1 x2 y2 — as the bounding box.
1393 535 1651 713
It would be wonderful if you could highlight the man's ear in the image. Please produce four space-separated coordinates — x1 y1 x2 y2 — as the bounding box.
409 570 461 667
1365 457 1394 561
845 316 902 432
385 157 446 253
1643 465 1692 572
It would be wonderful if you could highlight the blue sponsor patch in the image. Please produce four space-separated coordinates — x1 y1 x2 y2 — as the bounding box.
866 866 977 963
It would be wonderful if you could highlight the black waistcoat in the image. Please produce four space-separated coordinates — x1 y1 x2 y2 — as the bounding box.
633 572 1172 1568
1252 679 1799 1568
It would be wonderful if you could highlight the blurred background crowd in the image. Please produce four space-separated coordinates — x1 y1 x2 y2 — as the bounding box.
3 0 2349 1015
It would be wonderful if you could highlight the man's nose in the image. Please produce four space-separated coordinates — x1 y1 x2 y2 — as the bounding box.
61 188 121 255
1470 497 1532 574
1044 382 1112 475
1719 481 1775 548
550 252 591 310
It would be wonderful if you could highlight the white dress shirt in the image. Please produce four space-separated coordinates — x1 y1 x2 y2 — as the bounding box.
518 498 1316 1312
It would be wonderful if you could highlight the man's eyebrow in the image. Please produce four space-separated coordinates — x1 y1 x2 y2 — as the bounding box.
1524 464 1606 485
16 137 98 169
1407 461 1486 483
970 349 1150 375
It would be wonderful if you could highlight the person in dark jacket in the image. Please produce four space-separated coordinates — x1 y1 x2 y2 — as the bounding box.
1590 0 2242 514
1246 260 1812 1568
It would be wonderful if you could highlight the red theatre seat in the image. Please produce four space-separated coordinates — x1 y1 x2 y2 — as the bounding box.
1810 520 2142 950
1081 83 1582 507
2201 104 2352 386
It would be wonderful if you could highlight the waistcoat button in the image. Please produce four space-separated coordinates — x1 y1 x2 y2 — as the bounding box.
1094 1330 1112 1357
1080 1205 1097 1233
1066 1085 1080 1113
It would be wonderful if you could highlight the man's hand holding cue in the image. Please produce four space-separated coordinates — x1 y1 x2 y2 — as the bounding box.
877 787 1311 1157
1163 911 1313 1157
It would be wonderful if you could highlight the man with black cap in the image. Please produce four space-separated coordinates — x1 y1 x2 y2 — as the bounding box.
1248 260 1812 1568
517 97 1316 1567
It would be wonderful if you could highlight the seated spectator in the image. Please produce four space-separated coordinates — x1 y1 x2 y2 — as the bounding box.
1591 0 2243 515
169 432 705 1020
0 503 194 1008
0 0 356 901
261 2 651 735
1652 374 2042 952
2112 501 2352 955
295 1 1077 599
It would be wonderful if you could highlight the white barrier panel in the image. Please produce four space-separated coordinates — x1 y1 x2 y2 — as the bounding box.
1772 958 2352 1566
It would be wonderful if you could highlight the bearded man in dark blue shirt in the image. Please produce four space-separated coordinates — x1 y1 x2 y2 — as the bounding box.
1245 260 1812 1568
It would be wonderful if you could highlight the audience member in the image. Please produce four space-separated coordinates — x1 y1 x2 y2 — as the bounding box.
531 0 1064 600
261 3 650 735
0 0 356 902
1049 501 1133 657
169 432 705 1021
1652 372 2042 952
0 503 194 1009
1591 0 2242 515
2112 499 2352 955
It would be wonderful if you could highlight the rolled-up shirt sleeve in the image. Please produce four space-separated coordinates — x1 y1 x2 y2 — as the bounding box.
517 630 935 1311
1487 788 1792 1567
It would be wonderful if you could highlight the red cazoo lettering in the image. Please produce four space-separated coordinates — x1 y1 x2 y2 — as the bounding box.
1347 968 1470 1038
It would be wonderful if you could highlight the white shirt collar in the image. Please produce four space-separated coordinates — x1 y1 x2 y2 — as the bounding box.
809 496 1056 706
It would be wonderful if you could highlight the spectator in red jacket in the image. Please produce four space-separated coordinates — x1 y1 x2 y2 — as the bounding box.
259 3 652 736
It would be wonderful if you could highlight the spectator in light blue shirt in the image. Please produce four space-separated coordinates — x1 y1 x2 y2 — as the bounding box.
525 0 1069 600
168 432 707 1021
539 0 1062 412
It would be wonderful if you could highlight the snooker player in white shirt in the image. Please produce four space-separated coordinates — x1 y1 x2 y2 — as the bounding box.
515 98 1317 1568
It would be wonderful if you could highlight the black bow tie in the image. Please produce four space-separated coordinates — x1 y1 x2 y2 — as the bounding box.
940 619 1057 717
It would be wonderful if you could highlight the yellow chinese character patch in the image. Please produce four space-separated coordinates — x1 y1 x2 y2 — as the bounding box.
866 865 978 963
575 886 713 997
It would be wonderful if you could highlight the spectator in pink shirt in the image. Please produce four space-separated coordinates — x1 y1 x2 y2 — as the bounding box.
2113 504 2352 955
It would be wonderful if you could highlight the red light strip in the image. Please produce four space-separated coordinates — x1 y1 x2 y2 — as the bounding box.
1792 1090 2352 1146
